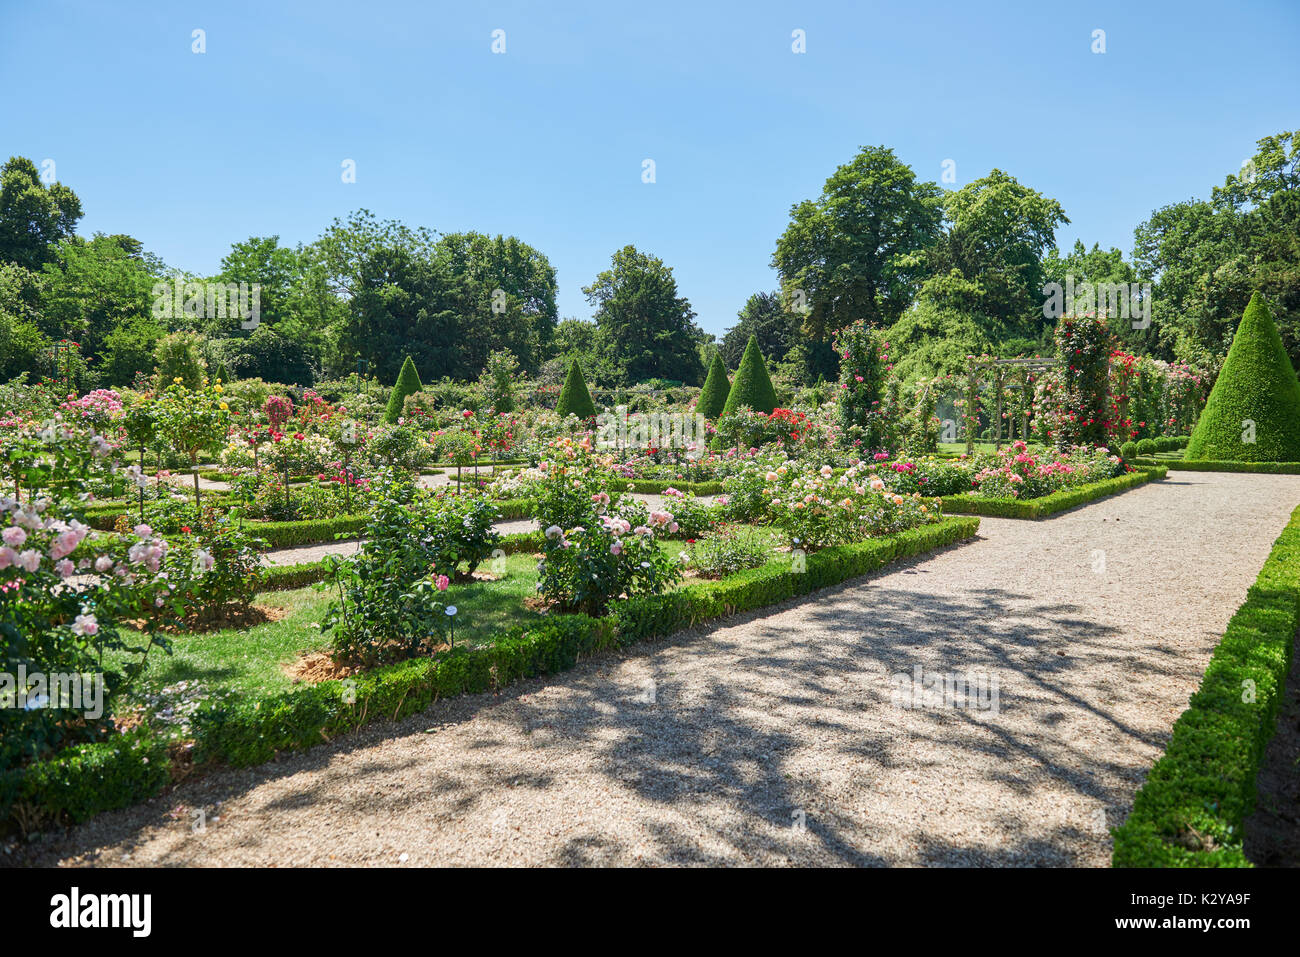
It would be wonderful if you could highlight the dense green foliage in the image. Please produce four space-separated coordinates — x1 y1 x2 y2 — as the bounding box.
554 359 596 419
582 245 705 385
1186 293 1300 462
721 335 778 416
696 350 731 418
384 355 424 423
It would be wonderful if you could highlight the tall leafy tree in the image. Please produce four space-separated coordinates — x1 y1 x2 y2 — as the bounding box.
1042 240 1149 352
583 245 705 385
1133 131 1298 372
925 169 1069 343
719 291 794 368
0 157 82 271
0 261 49 380
772 145 944 367
433 231 558 374
216 235 304 331
39 233 163 361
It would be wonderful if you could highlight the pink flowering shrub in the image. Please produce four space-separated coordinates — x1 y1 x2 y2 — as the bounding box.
869 442 1124 501
967 441 1123 499
762 459 939 550
537 507 681 615
59 389 124 430
1 496 176 771
834 319 898 452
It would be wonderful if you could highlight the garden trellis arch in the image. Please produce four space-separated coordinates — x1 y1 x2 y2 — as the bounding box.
964 357 1058 454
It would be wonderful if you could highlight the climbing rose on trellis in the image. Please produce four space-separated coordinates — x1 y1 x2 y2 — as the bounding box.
834 319 896 452
1045 314 1112 449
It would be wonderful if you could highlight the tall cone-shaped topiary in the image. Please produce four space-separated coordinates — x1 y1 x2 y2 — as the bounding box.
555 359 596 420
1186 292 1300 462
721 335 778 416
212 361 231 385
696 350 732 419
384 355 424 423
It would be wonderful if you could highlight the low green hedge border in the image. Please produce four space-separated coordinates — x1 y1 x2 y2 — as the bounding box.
4 515 978 827
1119 436 1190 459
1133 458 1300 475
1112 502 1300 867
938 468 1167 519
0 731 170 828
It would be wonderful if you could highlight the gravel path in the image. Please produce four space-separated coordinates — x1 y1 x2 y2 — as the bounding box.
25 471 1300 867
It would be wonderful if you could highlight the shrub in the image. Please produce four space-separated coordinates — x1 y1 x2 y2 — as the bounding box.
320 477 460 668
537 508 682 615
423 493 501 579
152 331 206 392
762 459 940 549
721 335 778 416
554 359 596 420
1186 293 1300 462
697 350 731 419
1 480 174 773
530 437 619 529
834 320 895 451
367 422 430 474
686 525 773 579
164 511 266 622
658 488 718 538
716 406 814 450
384 355 424 424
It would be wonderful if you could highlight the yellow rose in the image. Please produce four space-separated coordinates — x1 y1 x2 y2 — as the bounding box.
219 402 228 411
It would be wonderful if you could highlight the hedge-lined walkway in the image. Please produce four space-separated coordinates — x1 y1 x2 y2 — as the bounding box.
29 472 1300 867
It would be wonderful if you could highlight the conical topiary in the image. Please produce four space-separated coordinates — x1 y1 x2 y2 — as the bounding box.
555 359 596 420
1186 292 1300 462
384 355 424 423
721 335 778 416
212 361 231 385
697 350 731 419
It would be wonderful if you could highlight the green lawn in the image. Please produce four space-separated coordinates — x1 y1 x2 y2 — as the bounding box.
111 553 548 701
110 534 777 705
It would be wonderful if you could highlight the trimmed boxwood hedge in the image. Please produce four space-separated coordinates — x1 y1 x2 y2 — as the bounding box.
83 496 239 530
0 731 171 828
1112 502 1300 867
612 516 979 643
1132 458 1300 475
938 468 1167 519
1186 293 1300 462
251 514 370 548
1121 436 1189 459
5 515 978 827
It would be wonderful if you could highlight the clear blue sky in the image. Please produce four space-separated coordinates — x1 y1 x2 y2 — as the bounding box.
3 0 1297 338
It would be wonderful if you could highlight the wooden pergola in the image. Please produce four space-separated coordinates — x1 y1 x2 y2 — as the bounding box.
964 357 1058 453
